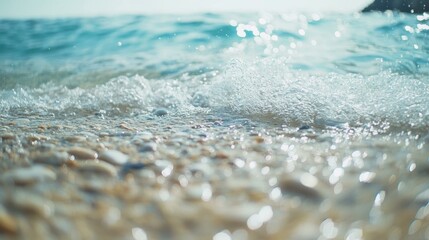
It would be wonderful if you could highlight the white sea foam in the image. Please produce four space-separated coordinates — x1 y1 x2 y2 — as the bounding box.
1 58 428 130
207 58 429 129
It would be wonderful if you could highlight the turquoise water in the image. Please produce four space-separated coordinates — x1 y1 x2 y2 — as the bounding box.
1 12 429 130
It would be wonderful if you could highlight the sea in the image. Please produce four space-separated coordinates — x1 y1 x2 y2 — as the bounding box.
1 11 429 240
0 12 428 129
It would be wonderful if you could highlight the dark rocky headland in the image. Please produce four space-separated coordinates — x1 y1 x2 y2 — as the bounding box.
362 0 428 13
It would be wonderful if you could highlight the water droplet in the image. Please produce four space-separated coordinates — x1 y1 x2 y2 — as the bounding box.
346 228 363 240
320 218 338 239
132 228 148 240
258 206 273 223
247 214 263 230
334 31 342 37
269 187 282 200
213 230 231 240
258 18 267 25
300 173 318 188
359 171 376 183
374 191 385 206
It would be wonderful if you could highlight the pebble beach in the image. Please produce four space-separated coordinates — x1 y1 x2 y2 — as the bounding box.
1 10 429 240
1 111 428 239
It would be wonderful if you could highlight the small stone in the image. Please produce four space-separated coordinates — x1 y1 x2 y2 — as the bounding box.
140 131 153 141
77 161 117 177
1 133 15 140
33 151 70 166
120 163 146 175
119 123 133 131
65 136 87 143
280 178 322 202
99 150 128 165
0 206 17 234
139 143 157 153
68 147 98 160
27 134 49 142
299 125 311 131
215 152 229 159
154 108 168 117
1 166 56 185
8 191 53 217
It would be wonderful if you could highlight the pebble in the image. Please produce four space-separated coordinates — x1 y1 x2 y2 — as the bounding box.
280 178 323 202
119 123 133 130
65 136 87 143
77 161 117 177
0 206 17 234
120 162 146 173
140 131 154 141
298 125 311 131
1 133 16 140
27 134 49 142
99 150 129 165
8 191 53 217
139 143 157 153
68 147 98 160
1 166 56 185
33 151 70 166
154 108 168 117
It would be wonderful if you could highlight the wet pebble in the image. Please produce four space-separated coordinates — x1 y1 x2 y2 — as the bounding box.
77 161 117 177
99 150 128 165
1 166 56 185
140 131 153 141
27 134 49 142
68 147 98 160
154 108 168 117
65 135 87 143
139 143 157 153
0 206 17 234
8 191 53 217
1 133 16 140
120 163 146 178
298 125 311 131
33 151 70 166
120 162 146 173
280 178 323 202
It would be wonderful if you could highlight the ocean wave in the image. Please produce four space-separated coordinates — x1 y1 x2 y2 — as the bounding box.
1 59 428 131
1 12 429 130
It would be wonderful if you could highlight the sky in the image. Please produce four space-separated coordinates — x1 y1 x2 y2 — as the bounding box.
0 0 373 19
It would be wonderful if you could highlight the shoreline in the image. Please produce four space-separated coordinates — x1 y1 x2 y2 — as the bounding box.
1 114 428 239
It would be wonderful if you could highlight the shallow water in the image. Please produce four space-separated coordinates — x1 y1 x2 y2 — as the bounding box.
1 12 429 127
1 11 429 240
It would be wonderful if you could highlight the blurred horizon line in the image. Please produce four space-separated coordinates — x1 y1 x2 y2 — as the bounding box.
0 0 372 20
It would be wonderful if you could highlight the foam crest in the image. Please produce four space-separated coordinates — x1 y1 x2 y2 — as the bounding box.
1 59 428 130
208 59 429 129
0 75 191 116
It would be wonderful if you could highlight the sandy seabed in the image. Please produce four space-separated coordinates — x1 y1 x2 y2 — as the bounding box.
0 113 428 240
